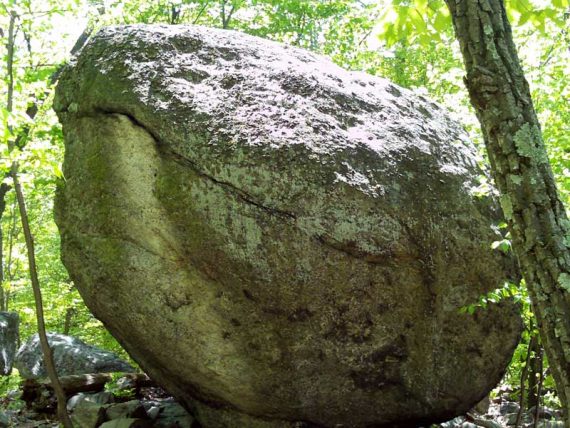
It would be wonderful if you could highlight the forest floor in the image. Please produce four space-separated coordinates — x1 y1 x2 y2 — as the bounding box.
0 382 565 428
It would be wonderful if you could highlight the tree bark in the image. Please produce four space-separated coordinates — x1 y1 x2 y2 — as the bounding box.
444 0 570 426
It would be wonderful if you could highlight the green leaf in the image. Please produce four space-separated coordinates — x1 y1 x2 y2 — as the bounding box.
53 163 64 179
552 0 569 8
491 239 511 253
433 11 450 32
409 10 427 32
518 11 532 26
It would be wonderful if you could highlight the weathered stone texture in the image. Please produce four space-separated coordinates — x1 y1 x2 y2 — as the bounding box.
0 311 19 375
54 25 521 427
15 333 134 379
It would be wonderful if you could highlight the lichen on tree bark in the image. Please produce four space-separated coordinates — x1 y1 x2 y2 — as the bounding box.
444 0 570 425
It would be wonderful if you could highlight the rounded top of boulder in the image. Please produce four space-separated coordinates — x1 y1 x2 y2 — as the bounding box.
56 25 478 203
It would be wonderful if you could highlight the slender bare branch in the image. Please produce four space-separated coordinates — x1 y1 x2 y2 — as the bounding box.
11 163 73 428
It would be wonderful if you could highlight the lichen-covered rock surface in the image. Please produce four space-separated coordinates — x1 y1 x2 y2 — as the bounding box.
0 312 19 375
54 25 521 428
15 333 135 379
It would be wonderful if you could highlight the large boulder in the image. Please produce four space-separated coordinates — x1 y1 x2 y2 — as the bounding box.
0 312 19 375
15 333 134 379
53 25 521 427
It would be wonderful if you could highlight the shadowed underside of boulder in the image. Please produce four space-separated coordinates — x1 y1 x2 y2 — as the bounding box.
54 25 521 428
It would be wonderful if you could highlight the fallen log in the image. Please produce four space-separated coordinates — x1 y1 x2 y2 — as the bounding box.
21 373 156 411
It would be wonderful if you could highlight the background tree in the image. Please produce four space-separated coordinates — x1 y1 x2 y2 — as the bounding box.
443 0 570 424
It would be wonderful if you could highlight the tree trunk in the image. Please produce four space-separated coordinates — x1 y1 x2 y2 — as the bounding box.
533 347 545 428
528 337 541 410
444 0 570 426
63 307 75 335
12 164 73 428
515 333 537 427
5 197 19 312
0 183 11 311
